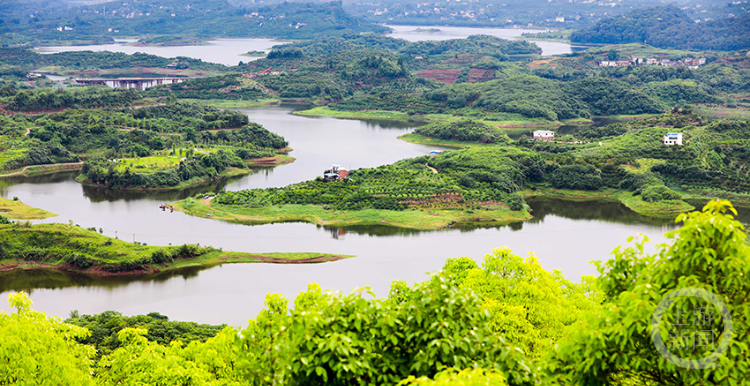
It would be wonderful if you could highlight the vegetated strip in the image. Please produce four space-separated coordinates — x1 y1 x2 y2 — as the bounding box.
0 162 83 178
294 107 590 128
0 223 350 277
0 197 58 219
173 199 532 230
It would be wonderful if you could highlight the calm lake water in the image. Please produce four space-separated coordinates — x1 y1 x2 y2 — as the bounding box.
35 38 289 67
35 26 582 67
385 25 589 56
0 106 688 326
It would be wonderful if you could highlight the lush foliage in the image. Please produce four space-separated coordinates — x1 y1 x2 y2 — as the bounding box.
6 87 143 111
570 6 750 51
548 200 750 384
3 200 750 384
0 0 389 45
0 222 216 273
214 147 543 212
414 119 511 144
0 293 95 385
80 150 246 189
65 311 225 359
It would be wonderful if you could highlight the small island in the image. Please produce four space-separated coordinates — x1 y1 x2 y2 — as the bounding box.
242 50 268 57
0 216 349 276
413 28 441 33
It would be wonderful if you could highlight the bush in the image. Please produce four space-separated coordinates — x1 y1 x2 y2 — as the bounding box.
507 194 527 211
150 249 173 264
65 253 94 269
549 164 603 190
640 184 682 202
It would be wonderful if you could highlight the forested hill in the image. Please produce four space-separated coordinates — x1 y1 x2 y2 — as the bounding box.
570 6 750 51
0 0 388 45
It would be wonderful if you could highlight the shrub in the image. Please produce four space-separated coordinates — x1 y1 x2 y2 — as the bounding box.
549 164 603 190
65 253 94 269
641 184 682 202
150 249 173 264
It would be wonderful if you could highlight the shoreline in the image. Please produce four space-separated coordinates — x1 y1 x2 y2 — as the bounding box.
75 167 252 192
0 251 350 277
173 198 533 230
0 162 83 178
520 187 696 218
293 106 594 128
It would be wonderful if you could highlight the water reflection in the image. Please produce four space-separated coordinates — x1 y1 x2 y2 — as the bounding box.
0 267 206 294
0 106 693 324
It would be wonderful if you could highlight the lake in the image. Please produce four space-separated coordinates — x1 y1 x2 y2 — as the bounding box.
385 24 590 56
34 26 583 67
35 38 290 67
0 106 684 326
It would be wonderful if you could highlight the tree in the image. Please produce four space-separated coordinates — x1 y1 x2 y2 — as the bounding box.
0 292 96 385
441 250 600 360
547 200 750 385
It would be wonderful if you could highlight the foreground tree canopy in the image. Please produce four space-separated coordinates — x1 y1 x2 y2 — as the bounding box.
1 201 748 385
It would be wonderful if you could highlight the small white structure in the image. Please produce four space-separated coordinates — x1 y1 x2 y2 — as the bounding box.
533 130 555 141
663 133 683 146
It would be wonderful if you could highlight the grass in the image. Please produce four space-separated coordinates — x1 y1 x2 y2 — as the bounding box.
616 193 695 218
173 198 532 230
691 105 750 120
247 154 296 166
198 99 282 109
599 113 661 120
0 197 57 219
0 163 83 178
398 133 497 148
0 147 26 171
113 155 182 173
621 158 667 174
294 107 579 128
0 223 350 276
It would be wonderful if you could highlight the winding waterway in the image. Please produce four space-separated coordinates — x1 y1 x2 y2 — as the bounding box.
0 106 689 326
35 26 583 67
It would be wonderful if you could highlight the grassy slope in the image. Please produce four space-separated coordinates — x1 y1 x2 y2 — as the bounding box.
0 197 58 219
398 133 496 148
294 107 583 128
0 223 349 275
174 198 532 230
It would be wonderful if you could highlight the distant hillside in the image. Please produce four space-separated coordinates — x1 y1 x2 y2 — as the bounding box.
0 0 388 45
570 6 750 51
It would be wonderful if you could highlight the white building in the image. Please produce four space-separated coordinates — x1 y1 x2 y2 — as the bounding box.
533 130 555 141
663 133 683 146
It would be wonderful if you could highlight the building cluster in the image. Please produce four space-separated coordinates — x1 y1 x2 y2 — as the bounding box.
599 56 707 69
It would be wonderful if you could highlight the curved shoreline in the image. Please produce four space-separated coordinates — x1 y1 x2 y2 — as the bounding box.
173 199 532 230
0 252 351 277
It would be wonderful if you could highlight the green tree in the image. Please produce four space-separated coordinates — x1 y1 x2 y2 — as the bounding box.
0 292 95 385
547 200 750 385
443 250 600 359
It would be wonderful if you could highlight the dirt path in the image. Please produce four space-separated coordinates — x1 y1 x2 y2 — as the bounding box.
425 163 438 174
25 127 31 136
0 162 83 178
